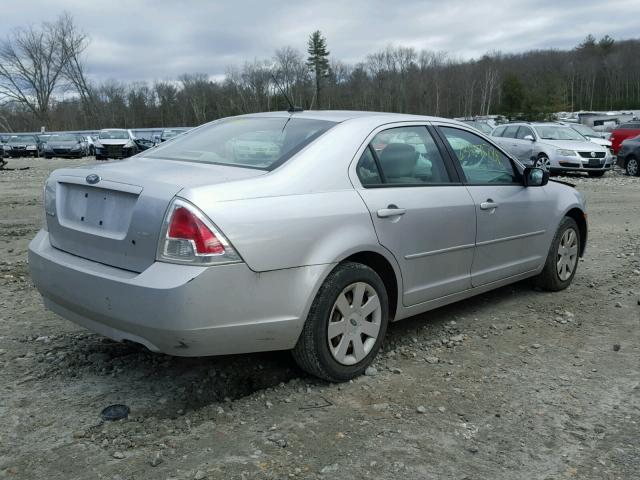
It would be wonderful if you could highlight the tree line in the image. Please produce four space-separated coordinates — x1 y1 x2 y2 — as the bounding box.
1 14 639 133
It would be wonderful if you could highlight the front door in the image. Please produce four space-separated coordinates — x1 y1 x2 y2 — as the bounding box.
353 125 477 306
437 125 552 286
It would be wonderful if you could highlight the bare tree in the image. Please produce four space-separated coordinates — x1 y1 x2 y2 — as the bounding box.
0 20 66 126
56 13 96 124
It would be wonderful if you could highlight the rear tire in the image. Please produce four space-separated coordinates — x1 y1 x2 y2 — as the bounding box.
533 217 580 291
292 262 389 382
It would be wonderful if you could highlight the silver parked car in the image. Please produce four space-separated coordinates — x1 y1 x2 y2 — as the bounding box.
29 111 588 381
491 122 612 177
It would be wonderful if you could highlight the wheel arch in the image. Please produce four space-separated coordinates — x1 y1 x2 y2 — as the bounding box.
563 207 588 257
342 250 400 321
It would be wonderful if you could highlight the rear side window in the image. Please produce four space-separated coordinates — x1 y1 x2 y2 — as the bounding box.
440 127 519 185
356 126 452 186
143 117 336 170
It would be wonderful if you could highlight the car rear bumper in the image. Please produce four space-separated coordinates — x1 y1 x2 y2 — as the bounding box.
28 230 329 356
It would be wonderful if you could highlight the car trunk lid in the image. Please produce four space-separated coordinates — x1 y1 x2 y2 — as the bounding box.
46 158 267 272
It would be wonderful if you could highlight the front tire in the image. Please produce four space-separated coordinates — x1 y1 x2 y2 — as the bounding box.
292 262 389 382
626 156 639 176
533 217 580 291
534 154 551 172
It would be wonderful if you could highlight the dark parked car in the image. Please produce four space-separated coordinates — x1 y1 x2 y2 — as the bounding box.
41 134 89 158
5 134 40 157
616 135 640 176
609 122 640 155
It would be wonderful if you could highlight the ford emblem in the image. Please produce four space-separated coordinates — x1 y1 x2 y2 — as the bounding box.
86 174 100 184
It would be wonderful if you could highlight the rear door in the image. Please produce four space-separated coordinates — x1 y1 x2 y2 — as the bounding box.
435 125 552 287
352 124 476 306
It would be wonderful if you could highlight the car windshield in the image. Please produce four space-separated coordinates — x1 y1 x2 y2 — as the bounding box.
49 134 78 142
8 136 36 144
569 124 598 137
144 117 336 169
534 126 585 141
99 130 129 140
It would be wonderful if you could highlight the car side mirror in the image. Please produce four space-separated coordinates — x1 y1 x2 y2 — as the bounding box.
523 167 548 187
523 135 534 141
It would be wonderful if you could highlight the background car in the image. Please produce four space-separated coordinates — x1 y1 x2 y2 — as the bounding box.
491 122 611 176
5 134 40 157
29 111 588 382
616 135 640 176
159 128 189 143
40 133 89 158
94 129 139 160
460 119 494 135
609 121 640 155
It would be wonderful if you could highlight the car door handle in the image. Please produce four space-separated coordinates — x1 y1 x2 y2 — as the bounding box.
377 205 407 218
480 200 499 210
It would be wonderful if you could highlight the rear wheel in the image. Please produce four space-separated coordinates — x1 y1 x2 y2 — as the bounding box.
588 171 605 177
626 156 639 176
533 217 580 291
292 262 389 382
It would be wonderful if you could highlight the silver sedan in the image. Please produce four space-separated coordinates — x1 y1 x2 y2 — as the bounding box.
29 111 588 381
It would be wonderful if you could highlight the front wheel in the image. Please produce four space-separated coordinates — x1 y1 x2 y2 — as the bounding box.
626 156 639 176
292 262 389 382
533 217 580 291
534 154 551 172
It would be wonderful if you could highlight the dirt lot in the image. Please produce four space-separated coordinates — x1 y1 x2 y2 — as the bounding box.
0 157 638 480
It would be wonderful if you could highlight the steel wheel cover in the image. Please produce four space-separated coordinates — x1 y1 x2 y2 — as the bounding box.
628 158 638 176
556 227 578 281
327 282 382 366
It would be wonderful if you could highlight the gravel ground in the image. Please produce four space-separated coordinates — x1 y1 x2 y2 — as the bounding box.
1 157 638 480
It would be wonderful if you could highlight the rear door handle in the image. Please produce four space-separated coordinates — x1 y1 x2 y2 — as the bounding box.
480 200 499 210
377 205 407 218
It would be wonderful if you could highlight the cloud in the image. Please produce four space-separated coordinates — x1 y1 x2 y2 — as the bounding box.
0 0 637 83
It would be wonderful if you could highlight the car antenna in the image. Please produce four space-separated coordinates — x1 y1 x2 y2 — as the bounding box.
271 74 304 113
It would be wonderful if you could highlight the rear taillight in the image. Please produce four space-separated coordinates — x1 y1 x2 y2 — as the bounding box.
157 198 241 266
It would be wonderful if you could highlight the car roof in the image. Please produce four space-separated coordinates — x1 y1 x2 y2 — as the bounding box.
238 110 461 124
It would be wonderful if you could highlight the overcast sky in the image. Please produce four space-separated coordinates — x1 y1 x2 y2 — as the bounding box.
1 0 638 83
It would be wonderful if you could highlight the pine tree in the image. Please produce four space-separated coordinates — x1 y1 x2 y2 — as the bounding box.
307 30 330 109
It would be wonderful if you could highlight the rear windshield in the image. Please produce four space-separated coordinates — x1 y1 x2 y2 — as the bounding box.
143 117 336 170
49 134 79 142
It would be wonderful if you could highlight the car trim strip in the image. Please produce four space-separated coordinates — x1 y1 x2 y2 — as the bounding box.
405 243 475 260
476 229 546 247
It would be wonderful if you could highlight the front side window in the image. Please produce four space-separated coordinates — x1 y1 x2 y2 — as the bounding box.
515 127 534 140
143 117 336 170
440 127 519 185
502 125 519 138
356 126 452 186
492 126 506 137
